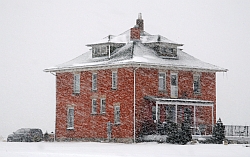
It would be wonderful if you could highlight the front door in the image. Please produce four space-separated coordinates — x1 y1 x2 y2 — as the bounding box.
171 73 178 98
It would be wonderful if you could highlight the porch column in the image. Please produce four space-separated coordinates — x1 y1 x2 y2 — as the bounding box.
175 104 177 123
194 105 196 128
156 101 159 122
212 105 214 132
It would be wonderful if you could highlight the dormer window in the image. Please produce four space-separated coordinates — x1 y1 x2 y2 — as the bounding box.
91 43 125 58
92 45 109 58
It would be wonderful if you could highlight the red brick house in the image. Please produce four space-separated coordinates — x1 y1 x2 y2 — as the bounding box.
45 13 227 143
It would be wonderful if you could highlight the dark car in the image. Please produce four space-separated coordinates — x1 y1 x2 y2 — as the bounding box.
7 128 43 142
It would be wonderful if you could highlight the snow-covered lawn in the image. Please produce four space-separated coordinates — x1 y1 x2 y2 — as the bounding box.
0 141 249 157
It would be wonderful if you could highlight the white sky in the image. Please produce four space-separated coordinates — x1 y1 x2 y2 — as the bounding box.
0 0 250 138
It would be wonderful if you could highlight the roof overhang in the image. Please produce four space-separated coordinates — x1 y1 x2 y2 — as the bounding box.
145 96 214 107
44 62 228 73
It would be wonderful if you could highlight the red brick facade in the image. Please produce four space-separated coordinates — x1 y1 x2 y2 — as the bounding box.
55 67 216 142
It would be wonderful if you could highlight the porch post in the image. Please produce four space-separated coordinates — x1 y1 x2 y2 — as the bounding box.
175 104 177 123
156 101 159 122
212 105 214 132
194 105 196 128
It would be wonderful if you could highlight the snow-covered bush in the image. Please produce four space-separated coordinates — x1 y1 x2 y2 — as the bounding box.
212 118 225 144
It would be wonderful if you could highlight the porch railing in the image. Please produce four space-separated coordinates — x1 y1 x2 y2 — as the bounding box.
224 125 249 137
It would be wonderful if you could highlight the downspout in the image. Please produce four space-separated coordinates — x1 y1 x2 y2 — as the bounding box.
132 41 140 143
133 65 140 143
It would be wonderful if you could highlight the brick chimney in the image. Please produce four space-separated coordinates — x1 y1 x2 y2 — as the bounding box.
130 25 140 41
130 13 143 41
136 13 144 32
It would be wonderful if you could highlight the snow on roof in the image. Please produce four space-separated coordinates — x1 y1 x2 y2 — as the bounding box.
44 42 227 72
86 29 181 46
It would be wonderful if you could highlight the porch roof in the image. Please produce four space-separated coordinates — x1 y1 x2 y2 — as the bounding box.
144 96 214 107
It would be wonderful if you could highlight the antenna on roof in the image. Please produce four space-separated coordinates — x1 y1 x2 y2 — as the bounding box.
138 13 142 19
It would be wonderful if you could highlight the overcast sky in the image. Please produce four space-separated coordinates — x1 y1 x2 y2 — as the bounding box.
1 0 250 138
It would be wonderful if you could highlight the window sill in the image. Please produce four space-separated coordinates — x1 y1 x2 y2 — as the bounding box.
158 89 167 93
92 89 97 92
194 92 201 95
91 113 97 115
111 88 117 90
114 122 121 125
73 93 80 96
67 127 74 130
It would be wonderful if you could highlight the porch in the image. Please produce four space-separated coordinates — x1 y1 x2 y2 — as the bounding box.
143 96 215 136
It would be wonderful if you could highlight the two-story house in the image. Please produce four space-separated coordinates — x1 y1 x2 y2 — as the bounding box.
44 13 227 143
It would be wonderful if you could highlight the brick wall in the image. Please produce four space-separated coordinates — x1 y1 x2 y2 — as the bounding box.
55 67 216 141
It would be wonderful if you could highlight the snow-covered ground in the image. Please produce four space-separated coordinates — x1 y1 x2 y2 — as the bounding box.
0 142 249 157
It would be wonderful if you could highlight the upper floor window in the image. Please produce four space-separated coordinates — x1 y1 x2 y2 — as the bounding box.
158 72 166 91
92 99 97 114
193 74 201 94
100 98 106 114
67 107 74 129
73 74 80 94
112 71 117 89
92 73 97 91
114 105 120 124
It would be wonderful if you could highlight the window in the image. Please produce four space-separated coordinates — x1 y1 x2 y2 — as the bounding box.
158 72 166 91
166 105 176 123
114 105 120 124
92 99 97 114
112 71 117 89
73 74 80 94
170 73 178 98
92 73 97 91
152 106 160 121
67 107 74 129
100 98 106 114
193 75 201 94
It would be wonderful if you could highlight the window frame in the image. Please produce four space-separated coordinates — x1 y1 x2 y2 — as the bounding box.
193 74 201 94
112 71 118 89
92 73 97 91
67 107 74 130
73 73 80 94
92 99 97 114
158 72 166 91
114 105 120 124
100 98 106 114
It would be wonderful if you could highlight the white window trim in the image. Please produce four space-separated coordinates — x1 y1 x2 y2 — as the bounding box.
158 72 166 91
170 72 178 98
112 71 118 89
114 105 120 124
73 74 80 94
67 106 74 130
193 74 201 94
92 99 97 114
92 73 97 91
100 98 106 114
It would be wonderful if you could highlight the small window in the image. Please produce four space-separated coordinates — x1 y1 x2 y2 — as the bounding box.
67 107 74 129
114 105 120 124
193 75 201 94
73 74 80 94
152 106 160 121
100 98 106 114
112 71 117 89
158 72 166 91
166 105 176 123
92 73 97 91
92 99 97 114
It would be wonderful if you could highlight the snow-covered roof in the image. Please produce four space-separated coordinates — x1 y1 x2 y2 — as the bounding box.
44 42 227 72
86 30 182 46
